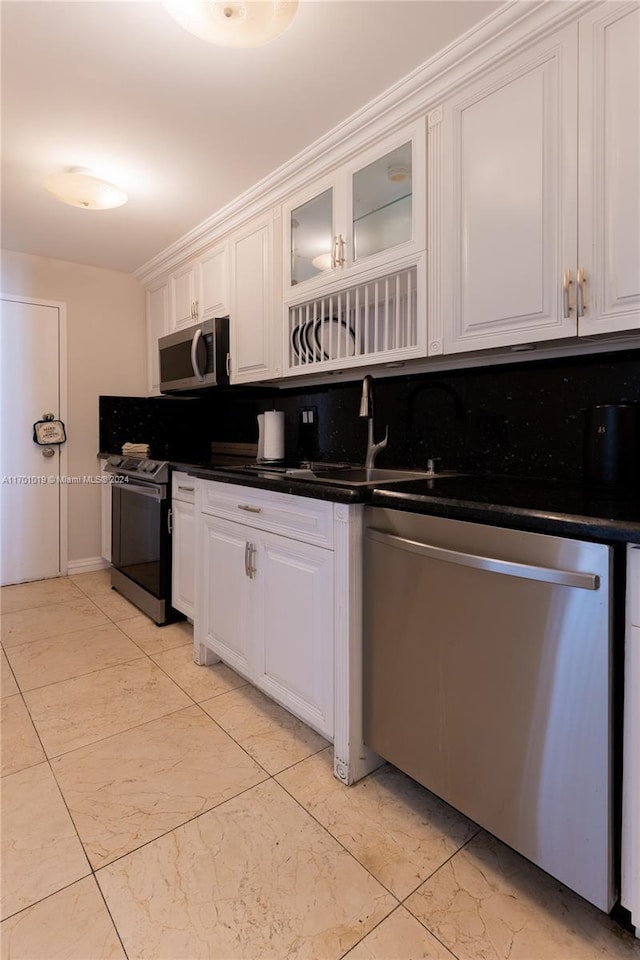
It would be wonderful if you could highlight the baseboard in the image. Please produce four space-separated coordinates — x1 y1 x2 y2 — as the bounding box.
66 557 111 575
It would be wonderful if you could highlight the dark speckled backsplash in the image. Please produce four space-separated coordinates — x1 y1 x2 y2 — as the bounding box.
100 348 640 482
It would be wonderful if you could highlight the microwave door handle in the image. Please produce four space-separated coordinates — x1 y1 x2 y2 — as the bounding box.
191 328 204 380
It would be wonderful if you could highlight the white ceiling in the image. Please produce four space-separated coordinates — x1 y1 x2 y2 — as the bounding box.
1 0 504 275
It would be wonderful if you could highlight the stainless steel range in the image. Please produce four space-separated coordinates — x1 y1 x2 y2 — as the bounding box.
104 455 176 625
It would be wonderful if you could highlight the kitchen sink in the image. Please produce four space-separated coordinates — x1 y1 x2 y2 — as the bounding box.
283 466 459 487
227 460 462 487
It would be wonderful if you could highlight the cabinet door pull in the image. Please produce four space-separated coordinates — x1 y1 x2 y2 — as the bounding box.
226 352 231 377
332 234 346 268
562 269 573 319
238 504 262 513
244 542 256 578
332 235 340 269
577 268 587 317
177 485 195 493
167 508 173 534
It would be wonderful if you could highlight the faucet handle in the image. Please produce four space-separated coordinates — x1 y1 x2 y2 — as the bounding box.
372 426 389 456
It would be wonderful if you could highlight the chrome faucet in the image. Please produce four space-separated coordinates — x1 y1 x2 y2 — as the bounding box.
359 375 388 470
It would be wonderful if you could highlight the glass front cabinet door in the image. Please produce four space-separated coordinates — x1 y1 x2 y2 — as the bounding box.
290 185 335 287
284 120 426 301
351 140 414 262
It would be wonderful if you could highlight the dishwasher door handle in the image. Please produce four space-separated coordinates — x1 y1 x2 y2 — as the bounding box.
366 528 600 590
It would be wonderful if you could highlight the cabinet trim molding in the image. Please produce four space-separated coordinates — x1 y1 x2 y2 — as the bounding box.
135 1 601 286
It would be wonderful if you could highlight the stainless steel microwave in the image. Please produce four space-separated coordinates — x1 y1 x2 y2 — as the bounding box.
159 317 229 393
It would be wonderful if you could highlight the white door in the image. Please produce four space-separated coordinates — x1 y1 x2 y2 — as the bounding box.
0 298 66 584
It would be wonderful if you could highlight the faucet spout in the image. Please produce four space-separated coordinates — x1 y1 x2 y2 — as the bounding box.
359 375 373 418
359 375 388 470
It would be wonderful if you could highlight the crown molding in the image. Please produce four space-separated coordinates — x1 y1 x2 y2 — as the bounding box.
135 0 601 285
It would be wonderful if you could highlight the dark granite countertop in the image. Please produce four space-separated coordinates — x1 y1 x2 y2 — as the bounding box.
176 460 640 544
369 475 640 544
173 461 364 505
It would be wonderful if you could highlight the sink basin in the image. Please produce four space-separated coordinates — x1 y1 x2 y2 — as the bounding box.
285 466 457 487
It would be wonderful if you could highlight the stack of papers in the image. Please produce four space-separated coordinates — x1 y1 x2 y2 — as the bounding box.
122 442 150 458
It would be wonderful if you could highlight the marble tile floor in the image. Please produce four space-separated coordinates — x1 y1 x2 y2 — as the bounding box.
1 572 639 960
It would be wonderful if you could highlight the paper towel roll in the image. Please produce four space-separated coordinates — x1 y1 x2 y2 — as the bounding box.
262 410 285 460
256 414 265 460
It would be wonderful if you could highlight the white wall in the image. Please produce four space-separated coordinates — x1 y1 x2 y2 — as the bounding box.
1 249 146 566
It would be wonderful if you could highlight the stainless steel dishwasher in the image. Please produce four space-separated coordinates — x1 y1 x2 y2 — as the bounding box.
363 507 614 912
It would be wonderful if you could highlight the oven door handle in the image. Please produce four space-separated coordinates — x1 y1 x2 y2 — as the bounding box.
118 481 166 501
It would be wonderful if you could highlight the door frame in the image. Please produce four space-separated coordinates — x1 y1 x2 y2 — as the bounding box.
1 293 69 578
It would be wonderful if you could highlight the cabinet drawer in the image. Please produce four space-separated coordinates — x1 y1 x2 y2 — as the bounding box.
628 545 640 627
172 471 196 503
198 479 334 549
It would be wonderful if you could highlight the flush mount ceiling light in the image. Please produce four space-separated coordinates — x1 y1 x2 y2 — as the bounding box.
42 168 128 210
162 0 298 48
311 252 332 271
386 163 411 184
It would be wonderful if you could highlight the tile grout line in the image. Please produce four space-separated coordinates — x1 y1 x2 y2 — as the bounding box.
4 582 475 958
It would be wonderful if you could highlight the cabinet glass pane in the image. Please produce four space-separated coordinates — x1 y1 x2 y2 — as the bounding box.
353 142 412 261
291 189 333 286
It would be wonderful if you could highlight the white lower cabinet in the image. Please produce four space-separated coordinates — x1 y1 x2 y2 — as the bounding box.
171 472 196 619
194 480 378 780
256 531 334 737
199 513 255 679
197 491 334 738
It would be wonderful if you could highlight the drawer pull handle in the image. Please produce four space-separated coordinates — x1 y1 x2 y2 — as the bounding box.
238 504 262 513
177 485 195 492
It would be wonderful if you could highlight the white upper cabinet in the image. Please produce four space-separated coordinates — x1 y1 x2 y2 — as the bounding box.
146 279 169 395
578 2 640 336
198 241 229 321
170 262 197 330
283 121 426 301
440 6 640 355
229 208 282 383
441 27 579 353
169 242 230 332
